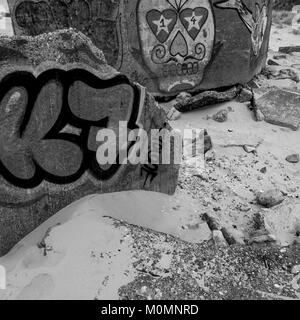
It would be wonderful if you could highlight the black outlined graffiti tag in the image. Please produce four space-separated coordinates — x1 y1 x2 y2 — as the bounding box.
0 69 140 189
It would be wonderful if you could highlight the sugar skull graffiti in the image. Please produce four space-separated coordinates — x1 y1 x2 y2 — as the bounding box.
215 0 268 56
137 0 215 93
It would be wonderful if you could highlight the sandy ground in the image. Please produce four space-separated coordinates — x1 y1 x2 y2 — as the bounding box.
0 14 300 300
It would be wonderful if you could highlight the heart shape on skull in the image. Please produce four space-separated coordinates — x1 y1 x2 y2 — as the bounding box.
146 9 178 43
179 7 208 40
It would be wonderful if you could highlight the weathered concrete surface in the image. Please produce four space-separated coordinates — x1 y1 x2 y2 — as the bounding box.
7 0 273 96
255 89 300 130
0 30 179 256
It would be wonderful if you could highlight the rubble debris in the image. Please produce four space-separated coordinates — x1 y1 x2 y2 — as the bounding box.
248 232 277 244
203 212 222 231
262 67 299 82
222 227 245 245
205 150 215 162
212 230 228 247
175 92 192 107
243 145 257 154
256 189 284 208
267 59 280 66
264 200 300 247
291 265 300 275
212 109 228 123
255 109 265 122
255 89 300 131
272 54 287 60
204 130 213 154
237 87 253 103
286 154 300 164
279 46 300 54
167 107 181 121
174 87 238 112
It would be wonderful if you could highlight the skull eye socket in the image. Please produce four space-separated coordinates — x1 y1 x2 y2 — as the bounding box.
146 9 178 43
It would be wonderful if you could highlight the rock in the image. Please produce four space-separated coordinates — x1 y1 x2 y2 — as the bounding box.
286 154 300 164
248 234 276 244
243 145 257 154
204 130 213 154
212 109 228 123
267 59 280 66
279 46 300 54
237 88 253 103
212 230 228 247
175 92 192 107
0 30 180 256
167 107 181 121
272 54 287 60
278 69 299 82
222 227 245 245
203 212 222 231
255 109 265 122
264 200 300 246
174 87 238 112
205 150 215 162
255 89 300 131
256 189 284 208
291 265 300 275
261 67 299 82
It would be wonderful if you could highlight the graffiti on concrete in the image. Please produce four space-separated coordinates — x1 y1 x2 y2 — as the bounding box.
13 0 122 67
8 0 272 95
215 0 268 56
0 69 141 189
137 0 215 93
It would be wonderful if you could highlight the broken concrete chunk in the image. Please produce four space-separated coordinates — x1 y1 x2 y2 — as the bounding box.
279 46 300 54
267 59 280 66
264 200 300 247
203 212 222 231
174 87 238 112
255 89 300 131
222 227 245 245
212 230 228 247
0 30 180 256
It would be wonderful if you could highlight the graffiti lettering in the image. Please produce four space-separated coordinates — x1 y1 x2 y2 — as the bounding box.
0 69 140 189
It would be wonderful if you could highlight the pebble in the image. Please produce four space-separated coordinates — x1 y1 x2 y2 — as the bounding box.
291 265 300 274
286 154 299 164
243 145 256 154
248 233 276 244
212 109 228 123
256 189 284 208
